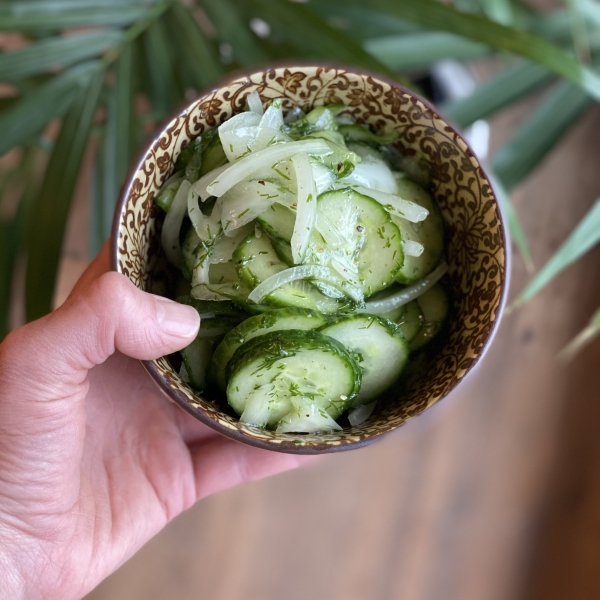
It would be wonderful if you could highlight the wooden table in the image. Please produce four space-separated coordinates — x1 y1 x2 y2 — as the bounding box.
76 103 600 600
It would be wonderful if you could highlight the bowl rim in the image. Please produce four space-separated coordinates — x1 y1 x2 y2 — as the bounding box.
110 61 510 454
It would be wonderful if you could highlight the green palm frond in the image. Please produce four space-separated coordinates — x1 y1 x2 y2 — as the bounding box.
0 0 598 359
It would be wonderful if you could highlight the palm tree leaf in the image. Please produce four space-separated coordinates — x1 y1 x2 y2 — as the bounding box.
0 1 155 30
516 199 600 305
199 0 269 67
491 173 533 272
492 80 592 190
25 68 105 321
0 29 123 82
364 32 490 72
442 60 554 128
0 61 98 156
309 2 420 40
142 19 181 119
165 2 224 90
347 0 600 99
559 308 600 360
239 0 414 89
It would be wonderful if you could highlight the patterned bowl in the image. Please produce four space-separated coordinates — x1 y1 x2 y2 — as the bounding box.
111 64 508 454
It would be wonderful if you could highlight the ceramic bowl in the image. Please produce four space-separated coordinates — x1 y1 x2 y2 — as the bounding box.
111 64 508 454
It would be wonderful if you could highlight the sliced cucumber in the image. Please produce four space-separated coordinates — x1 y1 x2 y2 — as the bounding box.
362 285 406 322
209 260 239 284
156 179 182 212
393 179 444 284
210 308 328 391
176 295 247 319
256 203 295 244
339 124 399 145
181 317 240 390
305 188 403 296
227 330 361 428
199 132 228 177
397 300 423 343
233 232 345 314
409 283 449 351
320 314 409 405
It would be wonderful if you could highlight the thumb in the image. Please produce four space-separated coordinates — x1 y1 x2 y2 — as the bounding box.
0 272 199 507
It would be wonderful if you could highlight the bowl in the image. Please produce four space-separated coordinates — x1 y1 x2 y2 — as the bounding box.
111 63 508 454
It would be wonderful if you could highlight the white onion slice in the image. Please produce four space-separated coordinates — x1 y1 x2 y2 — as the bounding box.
206 139 331 198
403 240 425 257
351 185 429 223
311 161 336 194
219 111 261 133
340 157 398 194
220 126 291 162
248 264 363 304
359 262 448 314
290 152 317 264
161 180 191 267
210 224 254 264
348 402 376 426
220 179 294 235
191 162 233 201
259 101 284 130
246 90 264 115
276 404 342 433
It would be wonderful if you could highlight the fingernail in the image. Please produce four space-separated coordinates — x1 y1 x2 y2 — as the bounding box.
154 297 200 338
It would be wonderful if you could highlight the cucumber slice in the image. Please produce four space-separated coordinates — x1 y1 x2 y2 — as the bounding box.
176 295 247 319
181 317 240 390
209 260 239 284
397 300 423 343
339 124 399 145
393 179 444 284
409 283 449 351
362 286 406 322
227 330 361 428
199 133 227 177
210 308 328 391
305 188 404 296
320 314 409 405
256 203 295 244
233 232 346 314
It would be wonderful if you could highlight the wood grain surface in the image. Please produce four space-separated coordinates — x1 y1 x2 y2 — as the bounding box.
69 101 600 600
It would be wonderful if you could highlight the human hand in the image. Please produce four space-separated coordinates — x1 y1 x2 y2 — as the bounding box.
0 245 307 600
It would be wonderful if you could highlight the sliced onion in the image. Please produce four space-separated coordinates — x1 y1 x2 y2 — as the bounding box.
348 402 376 426
311 161 336 194
340 156 398 194
259 101 284 130
403 240 425 257
191 162 233 201
276 402 342 433
210 224 254 263
248 264 363 304
247 90 264 115
219 111 261 133
220 126 291 162
351 185 429 223
206 139 331 198
359 262 448 314
187 187 222 240
161 180 191 267
220 179 293 235
290 152 317 264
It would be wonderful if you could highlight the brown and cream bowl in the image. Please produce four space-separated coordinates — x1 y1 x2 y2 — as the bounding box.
111 64 508 454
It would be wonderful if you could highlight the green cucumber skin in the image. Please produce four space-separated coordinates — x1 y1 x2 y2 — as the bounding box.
181 226 200 281
306 188 404 297
319 313 409 405
233 233 347 314
393 179 445 285
176 295 247 319
226 330 362 420
397 300 423 343
210 308 328 391
256 203 295 244
409 283 449 351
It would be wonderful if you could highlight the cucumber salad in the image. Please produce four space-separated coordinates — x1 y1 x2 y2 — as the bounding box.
155 92 448 434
